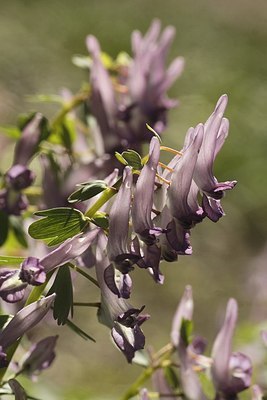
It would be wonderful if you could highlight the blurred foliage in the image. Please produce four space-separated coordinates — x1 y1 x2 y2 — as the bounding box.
1 0 267 398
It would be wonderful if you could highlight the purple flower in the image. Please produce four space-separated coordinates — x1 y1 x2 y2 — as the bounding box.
0 269 27 303
171 286 206 400
5 165 35 191
129 19 184 135
132 137 162 245
96 232 149 362
8 379 27 400
193 95 237 201
21 335 58 377
19 257 46 286
0 294 55 353
211 299 252 398
0 189 28 216
107 166 139 274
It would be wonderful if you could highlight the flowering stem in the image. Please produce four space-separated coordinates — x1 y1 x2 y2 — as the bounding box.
85 177 122 218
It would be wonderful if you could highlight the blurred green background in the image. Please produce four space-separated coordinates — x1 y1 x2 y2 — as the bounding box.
1 0 267 398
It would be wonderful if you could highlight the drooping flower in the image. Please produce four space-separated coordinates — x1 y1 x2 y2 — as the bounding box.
19 257 46 286
211 299 252 398
0 269 27 303
107 166 139 274
5 165 35 191
96 231 149 362
132 137 162 245
20 335 58 378
193 95 237 222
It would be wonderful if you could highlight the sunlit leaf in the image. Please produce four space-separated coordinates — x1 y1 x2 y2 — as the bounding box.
28 207 88 246
121 149 143 170
68 180 107 203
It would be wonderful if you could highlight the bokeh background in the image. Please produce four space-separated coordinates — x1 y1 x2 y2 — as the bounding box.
1 0 267 398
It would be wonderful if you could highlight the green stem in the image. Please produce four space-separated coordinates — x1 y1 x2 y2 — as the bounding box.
120 366 160 400
50 90 90 129
70 264 99 287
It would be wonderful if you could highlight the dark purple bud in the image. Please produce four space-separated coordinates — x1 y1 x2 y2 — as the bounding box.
6 165 35 190
19 257 46 286
0 269 27 303
21 335 58 377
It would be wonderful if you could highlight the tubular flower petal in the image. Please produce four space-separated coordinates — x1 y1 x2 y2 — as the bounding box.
96 232 149 362
193 95 237 200
0 294 55 351
211 299 252 397
167 124 204 228
107 166 139 273
132 137 161 245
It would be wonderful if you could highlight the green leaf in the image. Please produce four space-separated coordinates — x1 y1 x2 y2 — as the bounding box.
28 207 88 246
65 318 95 342
121 149 143 170
68 180 107 203
0 210 9 247
115 151 128 166
48 264 73 325
164 366 180 390
180 318 193 347
198 372 216 398
72 54 92 69
0 256 25 266
91 212 109 229
9 217 28 248
0 315 11 330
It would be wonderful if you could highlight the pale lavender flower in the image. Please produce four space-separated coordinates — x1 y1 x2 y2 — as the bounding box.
193 95 237 219
129 19 184 135
107 166 139 274
211 299 252 398
171 286 206 400
132 137 162 245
